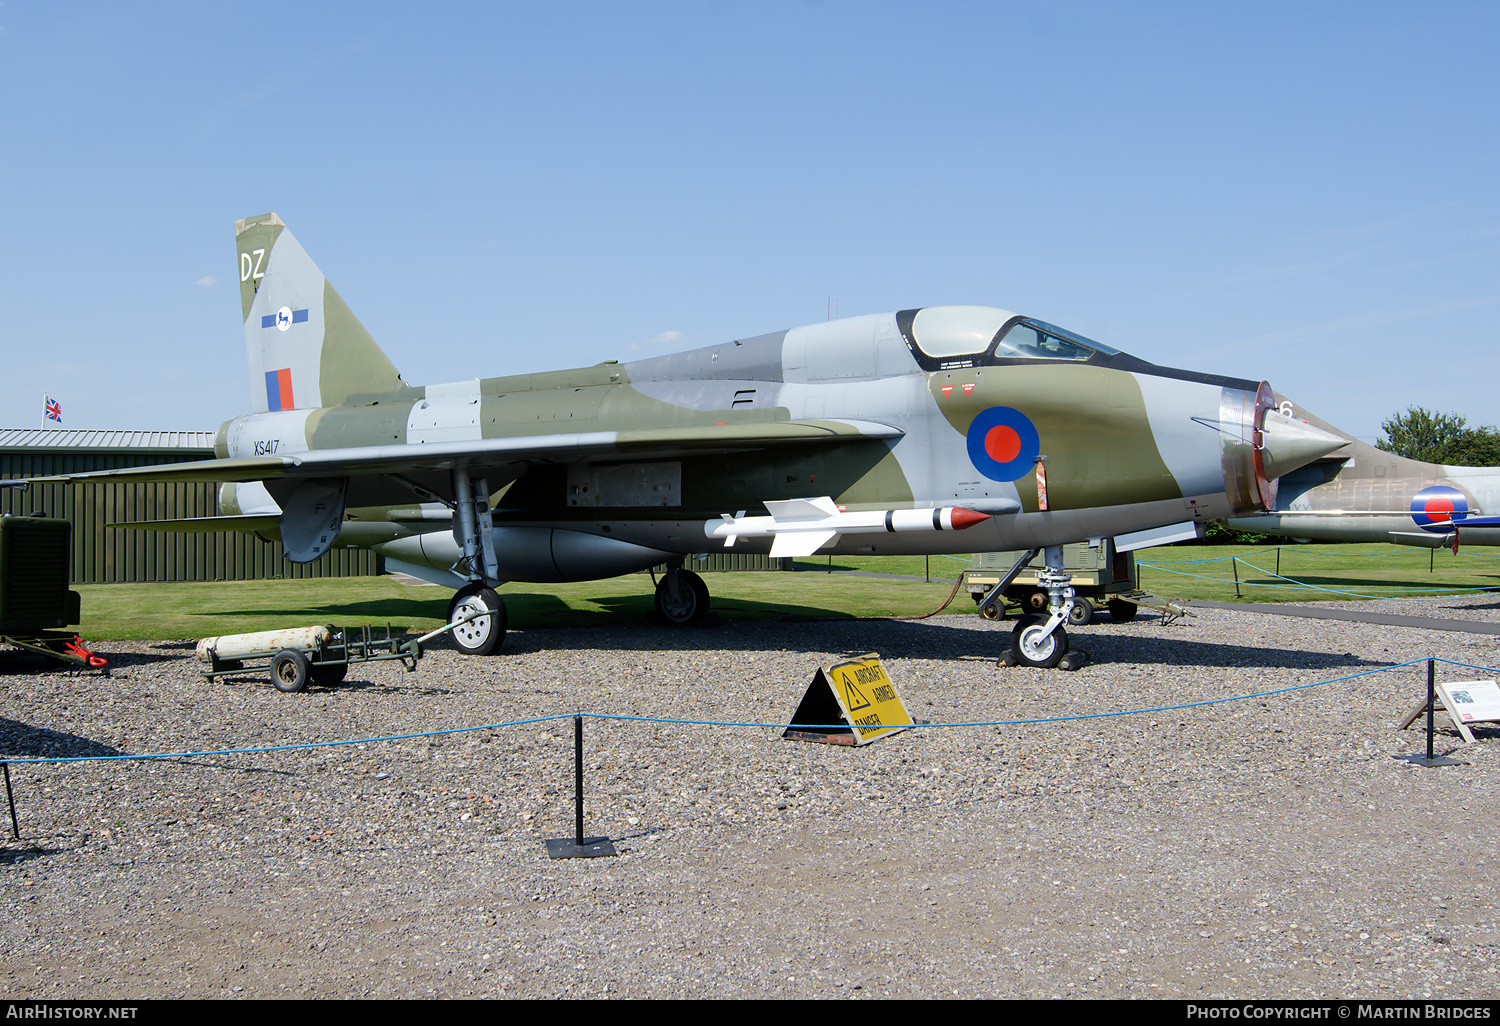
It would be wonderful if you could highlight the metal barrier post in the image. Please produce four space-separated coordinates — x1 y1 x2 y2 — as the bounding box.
545 715 617 859
574 714 584 844
1426 658 1436 763
4 763 18 839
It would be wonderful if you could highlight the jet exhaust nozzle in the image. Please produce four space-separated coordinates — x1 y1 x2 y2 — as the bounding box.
1258 413 1348 482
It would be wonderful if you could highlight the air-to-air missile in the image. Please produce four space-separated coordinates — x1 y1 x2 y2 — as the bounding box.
1227 395 1500 551
706 498 993 557
38 213 1345 667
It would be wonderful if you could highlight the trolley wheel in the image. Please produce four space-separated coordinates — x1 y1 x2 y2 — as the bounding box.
1010 614 1069 669
449 584 507 656
311 661 349 686
1023 588 1048 612
979 602 1003 621
271 649 311 693
1107 598 1138 623
1067 598 1095 626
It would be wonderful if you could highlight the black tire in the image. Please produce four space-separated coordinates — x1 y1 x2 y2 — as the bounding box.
655 569 710 626
1010 614 1068 669
449 584 507 656
271 649 311 693
311 661 349 687
1067 598 1094 626
979 602 1003 621
1107 598 1138 623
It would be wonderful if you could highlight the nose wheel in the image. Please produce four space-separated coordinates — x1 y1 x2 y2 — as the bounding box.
1010 614 1069 669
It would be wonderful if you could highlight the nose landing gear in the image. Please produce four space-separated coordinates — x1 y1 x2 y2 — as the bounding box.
1004 546 1087 670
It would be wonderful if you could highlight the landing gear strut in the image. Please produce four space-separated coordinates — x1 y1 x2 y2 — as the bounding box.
448 470 507 655
1006 545 1081 669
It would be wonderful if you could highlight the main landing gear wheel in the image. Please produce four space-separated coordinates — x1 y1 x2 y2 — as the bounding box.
449 584 507 656
272 649 311 693
1067 597 1095 626
1010 614 1069 669
655 569 710 626
1107 598 1138 623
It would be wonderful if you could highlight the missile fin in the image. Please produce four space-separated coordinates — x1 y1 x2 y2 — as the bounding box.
769 530 838 558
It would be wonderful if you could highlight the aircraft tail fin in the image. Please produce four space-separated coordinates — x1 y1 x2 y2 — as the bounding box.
235 213 413 413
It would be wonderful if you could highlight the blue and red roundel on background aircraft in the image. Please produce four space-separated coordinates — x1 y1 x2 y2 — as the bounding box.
1411 485 1470 532
967 407 1041 482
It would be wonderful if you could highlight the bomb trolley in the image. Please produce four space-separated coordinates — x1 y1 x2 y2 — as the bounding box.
195 610 491 693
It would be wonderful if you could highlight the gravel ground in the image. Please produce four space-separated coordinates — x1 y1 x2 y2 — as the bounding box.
3 595 1499 1000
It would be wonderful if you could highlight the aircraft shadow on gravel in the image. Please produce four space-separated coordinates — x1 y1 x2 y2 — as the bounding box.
0 717 122 760
411 613 1397 673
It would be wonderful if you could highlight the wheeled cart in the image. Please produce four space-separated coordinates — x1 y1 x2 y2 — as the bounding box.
196 624 421 692
195 607 495 692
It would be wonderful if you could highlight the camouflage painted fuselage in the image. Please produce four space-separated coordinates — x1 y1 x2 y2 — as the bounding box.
219 279 1277 583
34 215 1347 593
1227 395 1500 548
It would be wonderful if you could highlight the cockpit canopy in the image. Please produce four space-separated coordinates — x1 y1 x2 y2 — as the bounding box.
897 305 1119 371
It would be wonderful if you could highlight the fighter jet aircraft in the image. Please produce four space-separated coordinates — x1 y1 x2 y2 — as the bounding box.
38 213 1345 666
1226 396 1500 550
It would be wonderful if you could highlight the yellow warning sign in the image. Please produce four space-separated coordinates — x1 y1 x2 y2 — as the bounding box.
784 652 913 746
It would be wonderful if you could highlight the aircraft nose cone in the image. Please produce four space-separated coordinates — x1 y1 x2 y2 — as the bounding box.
1259 413 1347 480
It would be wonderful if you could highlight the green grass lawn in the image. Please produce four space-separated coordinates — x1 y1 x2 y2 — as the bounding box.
69 570 963 641
1134 543 1500 605
64 543 1500 641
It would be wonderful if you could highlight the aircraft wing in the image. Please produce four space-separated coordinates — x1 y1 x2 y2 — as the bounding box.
108 514 283 534
32 419 904 485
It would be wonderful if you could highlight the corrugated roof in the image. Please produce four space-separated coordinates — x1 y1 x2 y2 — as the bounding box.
0 428 217 452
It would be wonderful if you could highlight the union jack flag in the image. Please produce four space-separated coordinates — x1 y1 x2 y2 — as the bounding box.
44 395 62 424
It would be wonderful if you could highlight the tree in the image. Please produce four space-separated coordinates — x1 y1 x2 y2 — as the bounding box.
1377 407 1500 466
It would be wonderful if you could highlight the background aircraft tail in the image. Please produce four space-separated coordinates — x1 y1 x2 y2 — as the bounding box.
235 213 411 414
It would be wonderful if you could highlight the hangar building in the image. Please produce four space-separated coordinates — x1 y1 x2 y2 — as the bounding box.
0 429 378 584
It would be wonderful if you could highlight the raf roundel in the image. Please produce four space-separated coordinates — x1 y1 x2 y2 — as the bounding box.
1411 485 1469 532
966 406 1041 482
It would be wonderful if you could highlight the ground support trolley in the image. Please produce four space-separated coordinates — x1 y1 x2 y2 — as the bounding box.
197 624 418 692
196 609 495 692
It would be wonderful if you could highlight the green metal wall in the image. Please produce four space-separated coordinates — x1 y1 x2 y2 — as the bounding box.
0 449 379 585
1 444 790 584
692 552 787 572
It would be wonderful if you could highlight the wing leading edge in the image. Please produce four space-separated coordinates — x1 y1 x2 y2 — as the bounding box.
32 419 905 486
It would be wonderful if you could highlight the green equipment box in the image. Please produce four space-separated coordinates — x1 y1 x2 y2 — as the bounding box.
0 516 81 633
964 540 1139 624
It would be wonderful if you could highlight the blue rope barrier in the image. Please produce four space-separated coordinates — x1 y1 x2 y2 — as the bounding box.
7 657 1488 767
0 713 579 765
1230 556 1500 599
1137 557 1500 600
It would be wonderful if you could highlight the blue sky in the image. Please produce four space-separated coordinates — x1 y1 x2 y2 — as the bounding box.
2 1 1497 444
